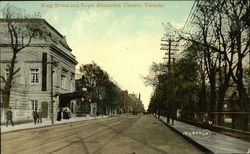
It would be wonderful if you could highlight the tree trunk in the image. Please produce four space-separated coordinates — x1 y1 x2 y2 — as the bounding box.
200 78 207 112
217 94 225 126
217 81 231 126
2 88 10 108
238 85 248 131
209 75 216 124
3 51 18 109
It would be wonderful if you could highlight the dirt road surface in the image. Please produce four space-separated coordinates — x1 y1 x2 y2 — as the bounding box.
1 115 203 154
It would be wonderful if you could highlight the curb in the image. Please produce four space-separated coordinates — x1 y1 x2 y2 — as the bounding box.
178 119 250 142
1 116 108 134
156 116 214 154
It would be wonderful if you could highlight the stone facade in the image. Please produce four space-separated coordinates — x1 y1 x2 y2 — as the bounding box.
0 19 77 122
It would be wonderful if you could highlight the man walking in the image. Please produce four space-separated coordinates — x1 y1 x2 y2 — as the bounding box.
6 107 14 127
32 109 39 125
38 109 43 123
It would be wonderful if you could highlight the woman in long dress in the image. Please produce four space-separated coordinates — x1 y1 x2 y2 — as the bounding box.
57 109 62 121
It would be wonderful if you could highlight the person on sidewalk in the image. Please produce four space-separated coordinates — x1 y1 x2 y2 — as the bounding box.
37 109 43 123
63 109 69 119
6 107 14 127
57 109 62 121
32 109 39 125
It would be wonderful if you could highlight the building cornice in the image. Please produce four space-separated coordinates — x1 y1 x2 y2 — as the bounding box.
0 18 72 51
50 44 78 65
0 43 78 65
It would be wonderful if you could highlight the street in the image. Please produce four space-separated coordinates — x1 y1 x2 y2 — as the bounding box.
1 115 202 154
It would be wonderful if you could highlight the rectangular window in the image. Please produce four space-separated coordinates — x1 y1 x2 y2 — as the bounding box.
30 100 38 110
61 75 66 89
31 69 39 84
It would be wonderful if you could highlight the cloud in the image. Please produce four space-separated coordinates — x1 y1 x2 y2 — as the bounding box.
43 8 187 109
72 9 113 32
65 10 168 108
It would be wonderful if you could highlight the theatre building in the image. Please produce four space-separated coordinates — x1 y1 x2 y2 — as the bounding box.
0 19 79 122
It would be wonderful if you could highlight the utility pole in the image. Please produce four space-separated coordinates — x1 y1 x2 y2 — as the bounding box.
172 58 176 126
161 35 179 125
168 38 171 74
167 36 174 125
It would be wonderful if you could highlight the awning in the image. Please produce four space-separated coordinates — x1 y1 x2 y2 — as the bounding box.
59 92 91 108
59 92 91 100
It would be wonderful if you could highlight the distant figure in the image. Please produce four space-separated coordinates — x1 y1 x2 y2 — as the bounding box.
6 107 14 127
203 113 209 124
63 109 69 119
32 109 39 125
37 109 43 123
68 110 71 119
57 109 62 121
90 103 97 117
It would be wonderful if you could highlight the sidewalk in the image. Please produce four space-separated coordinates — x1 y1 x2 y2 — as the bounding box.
159 116 250 154
1 115 108 133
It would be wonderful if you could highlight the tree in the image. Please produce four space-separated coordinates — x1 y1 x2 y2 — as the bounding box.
224 0 250 130
0 4 44 108
142 62 166 87
79 62 123 114
79 62 109 112
143 62 167 117
103 81 122 114
183 43 208 112
79 62 109 97
166 0 249 129
174 57 199 119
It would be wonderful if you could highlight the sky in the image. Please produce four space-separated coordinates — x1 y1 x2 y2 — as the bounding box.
0 1 194 109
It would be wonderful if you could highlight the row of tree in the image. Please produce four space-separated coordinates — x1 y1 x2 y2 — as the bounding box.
76 62 123 114
146 0 249 131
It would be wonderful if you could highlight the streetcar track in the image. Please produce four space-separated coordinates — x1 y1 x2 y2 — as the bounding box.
2 116 121 142
2 116 128 153
14 116 135 154
48 116 141 154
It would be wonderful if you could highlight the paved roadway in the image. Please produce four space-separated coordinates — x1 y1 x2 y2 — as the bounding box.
1 115 202 154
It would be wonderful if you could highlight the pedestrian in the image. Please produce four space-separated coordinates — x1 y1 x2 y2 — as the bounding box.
6 107 14 127
203 113 209 124
63 109 69 119
57 109 62 121
32 109 39 125
68 110 71 119
38 109 43 123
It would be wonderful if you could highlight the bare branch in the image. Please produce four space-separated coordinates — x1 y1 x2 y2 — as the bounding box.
0 75 6 83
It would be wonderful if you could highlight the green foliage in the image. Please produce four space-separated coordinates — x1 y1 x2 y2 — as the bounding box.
79 62 123 110
147 56 199 115
103 81 122 108
174 58 199 112
142 62 167 87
